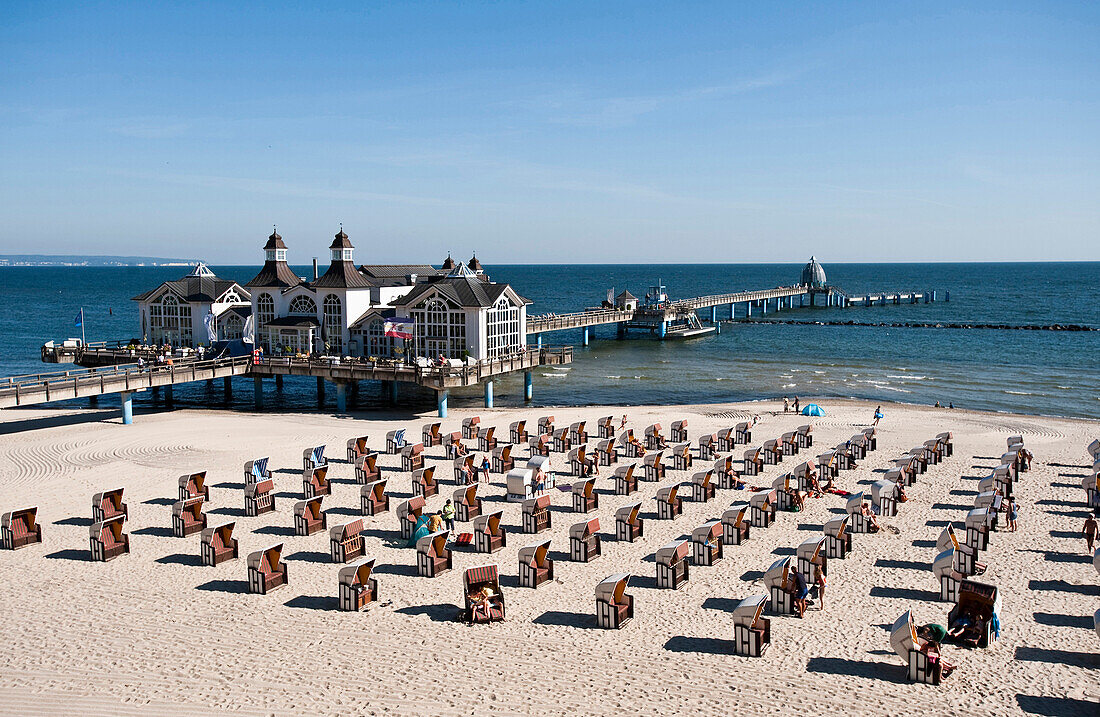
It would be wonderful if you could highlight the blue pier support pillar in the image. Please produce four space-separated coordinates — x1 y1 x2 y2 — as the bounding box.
659 321 668 338
484 380 494 408
729 303 734 320
582 327 590 346
253 376 264 410
390 380 399 405
437 390 449 418
317 376 325 400
165 385 174 408
121 391 133 425
275 374 283 389
335 382 347 413
536 333 543 349
223 376 232 398
715 321 721 334
710 306 717 322
800 294 805 308
524 370 533 402
746 302 752 317
945 291 950 302
932 290 937 302
761 299 768 315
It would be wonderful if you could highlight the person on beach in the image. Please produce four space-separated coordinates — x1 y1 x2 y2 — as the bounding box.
1020 448 1033 470
441 500 455 533
535 469 547 496
620 415 628 430
860 501 881 532
788 568 809 617
1083 515 1097 553
812 563 826 611
783 397 790 413
793 396 800 412
427 513 443 533
873 406 883 426
920 639 956 677
1007 500 1018 532
480 456 491 482
463 460 476 485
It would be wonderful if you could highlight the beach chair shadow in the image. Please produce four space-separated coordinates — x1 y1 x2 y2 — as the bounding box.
286 550 329 563
874 558 927 571
1031 612 1092 629
740 570 764 582
630 574 659 590
911 539 937 548
772 546 796 556
532 610 598 630
868 586 937 601
498 573 521 589
156 552 201 566
373 562 418 578
1019 549 1089 564
1047 530 1078 539
663 635 737 654
133 526 174 537
1015 694 1098 717
209 506 246 518
284 595 338 611
274 491 300 500
53 516 92 526
931 502 971 511
701 597 743 612
806 657 900 682
195 579 248 594
1050 482 1079 489
396 603 460 622
212 481 243 490
142 497 176 506
325 506 361 517
797 523 824 531
1028 579 1098 596
45 548 88 561
273 468 300 476
254 525 295 537
948 489 976 497
925 519 952 527
1014 646 1098 668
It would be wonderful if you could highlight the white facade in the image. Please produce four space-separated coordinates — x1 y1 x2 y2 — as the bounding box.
134 264 251 346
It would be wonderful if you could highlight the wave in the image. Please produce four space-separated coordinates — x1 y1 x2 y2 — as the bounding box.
1003 390 1034 395
887 374 928 380
541 373 568 378
782 383 797 388
551 366 571 371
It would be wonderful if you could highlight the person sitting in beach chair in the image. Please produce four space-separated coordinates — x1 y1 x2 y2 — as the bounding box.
891 611 955 684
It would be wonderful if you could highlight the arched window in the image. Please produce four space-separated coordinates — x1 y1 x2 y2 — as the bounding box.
411 295 466 359
256 293 275 351
364 319 394 358
288 295 317 315
221 314 244 340
322 295 343 353
486 296 519 358
149 292 193 346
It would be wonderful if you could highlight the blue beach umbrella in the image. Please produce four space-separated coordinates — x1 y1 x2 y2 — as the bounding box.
801 404 826 417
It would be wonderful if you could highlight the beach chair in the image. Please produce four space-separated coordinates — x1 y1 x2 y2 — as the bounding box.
330 519 365 563
360 479 389 516
303 465 331 499
861 427 877 451
885 465 911 490
178 472 209 501
247 544 287 594
796 424 813 449
780 432 799 456
772 473 796 511
551 427 572 453
200 522 238 566
347 436 370 463
613 463 638 496
645 423 666 450
527 456 556 491
509 420 529 445
595 574 633 629
518 539 554 588
244 457 271 485
397 497 426 540
793 460 819 494
965 508 993 550
492 445 515 474
697 433 718 460
446 431 467 460
733 594 771 656
401 443 425 472
473 510 506 554
744 447 764 476
1000 451 1023 479
597 416 615 439
735 421 753 444
1094 547 1100 578
422 422 443 447
92 488 127 523
595 438 618 467
824 516 851 559
454 455 476 484
1006 435 1023 451
670 442 693 471
834 442 857 470
655 539 690 589
338 559 378 611
528 433 551 458
763 558 795 615
749 489 776 528
89 517 129 562
1089 439 1100 461
796 536 826 587
937 525 984 577
973 490 1003 513
478 425 498 453
572 477 598 513
244 479 275 517
932 548 965 603
386 429 408 454
507 468 537 503
722 503 750 545
716 427 736 453
293 496 327 536
848 434 868 460
303 445 327 471
412 466 438 499
692 520 724 566
618 429 643 459
462 416 481 440
923 439 943 465
871 479 899 517
980 470 1013 500
172 496 207 538
538 415 555 437
890 611 942 685
1 507 42 550
938 432 954 457
689 470 716 503
355 453 381 484
569 421 589 445
568 446 590 476
655 484 683 520
906 447 928 475
569 518 601 562
615 502 643 542
643 450 666 481
521 494 552 534
947 580 1000 648
845 492 874 533
713 454 741 489
416 530 452 577
464 564 505 623
454 484 482 522
1083 473 1100 510
670 419 688 444
817 451 838 480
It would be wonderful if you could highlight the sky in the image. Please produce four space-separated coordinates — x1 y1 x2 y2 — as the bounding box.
1 1 1098 264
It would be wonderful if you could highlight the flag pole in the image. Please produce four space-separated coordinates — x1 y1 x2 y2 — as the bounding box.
80 308 86 346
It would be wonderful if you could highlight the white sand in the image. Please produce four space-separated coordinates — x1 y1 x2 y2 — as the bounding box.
0 399 1097 716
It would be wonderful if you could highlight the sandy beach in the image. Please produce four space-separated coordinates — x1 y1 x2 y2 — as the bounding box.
0 398 1096 716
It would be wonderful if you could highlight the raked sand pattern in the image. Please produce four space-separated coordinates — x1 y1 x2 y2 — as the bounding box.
0 399 1097 716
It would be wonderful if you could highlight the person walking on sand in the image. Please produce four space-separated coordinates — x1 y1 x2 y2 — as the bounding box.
1084 515 1098 553
783 396 790 413
792 396 800 413
1007 500 1019 532
813 563 826 611
873 406 883 426
441 499 456 533
620 415 628 430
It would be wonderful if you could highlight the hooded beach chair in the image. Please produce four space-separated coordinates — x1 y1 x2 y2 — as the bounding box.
422 422 443 447
89 517 129 562
303 465 331 499
538 415 555 437
938 432 954 457
360 479 389 516
569 421 589 445
1 507 42 550
455 455 477 484
861 427 877 451
848 434 868 460
615 502 643 542
401 443 425 472
890 611 941 685
871 479 899 517
294 496 327 536
817 451 838 479
722 503 750 545
397 497 426 540
618 429 643 458
462 416 481 440
507 468 537 503
355 453 381 484
780 431 799 456
796 536 826 587
698 433 718 461
655 484 683 520
200 522 238 566
689 470 716 503
596 438 618 466
303 445 327 471
247 544 287 594
172 496 207 538
244 457 271 485
1083 472 1100 510
937 524 985 577
643 450 667 481
716 427 736 453
670 419 688 444
713 454 741 489
824 516 851 559
597 416 615 439
965 508 993 550
946 580 1000 648
692 520 724 566
92 488 127 523
671 442 693 471
732 595 771 657
595 574 633 629
645 423 666 450
339 559 378 611
1088 439 1100 461
244 479 275 517
772 473 796 511
568 445 590 476
933 547 965 603
749 489 776 528
528 433 551 457
655 539 690 589
569 518 602 562
521 494 552 534
572 476 598 513
478 425 498 453
492 444 515 474
464 564 505 623
762 439 783 465
178 472 209 501
735 421 754 445
744 447 764 476
447 431 467 459
973 490 1003 512
763 557 795 615
412 466 438 499
613 462 638 495
330 519 365 563
416 530 452 577
347 436 370 462
509 420 529 445
473 510 506 554
388 429 412 453
793 460 818 493
846 491 874 533
454 484 482 522
551 427 572 453
518 540 554 589
796 424 813 449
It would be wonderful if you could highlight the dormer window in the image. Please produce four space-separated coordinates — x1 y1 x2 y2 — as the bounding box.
266 248 287 262
332 248 353 262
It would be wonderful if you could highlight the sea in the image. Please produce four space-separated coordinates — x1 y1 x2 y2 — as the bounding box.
1 262 1098 419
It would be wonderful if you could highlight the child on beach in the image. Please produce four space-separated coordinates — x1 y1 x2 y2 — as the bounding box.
812 564 826 611
1007 500 1018 532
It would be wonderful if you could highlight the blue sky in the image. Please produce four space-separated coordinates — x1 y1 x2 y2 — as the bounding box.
1 1 1097 263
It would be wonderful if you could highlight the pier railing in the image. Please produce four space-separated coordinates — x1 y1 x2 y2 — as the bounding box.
670 285 809 311
526 309 635 334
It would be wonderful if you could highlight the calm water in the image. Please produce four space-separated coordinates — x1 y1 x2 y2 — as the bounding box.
1 263 1097 418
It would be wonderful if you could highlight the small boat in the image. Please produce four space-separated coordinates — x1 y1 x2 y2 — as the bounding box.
663 313 716 340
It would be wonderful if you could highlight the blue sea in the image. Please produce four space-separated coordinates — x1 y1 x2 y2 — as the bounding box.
1 262 1098 419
